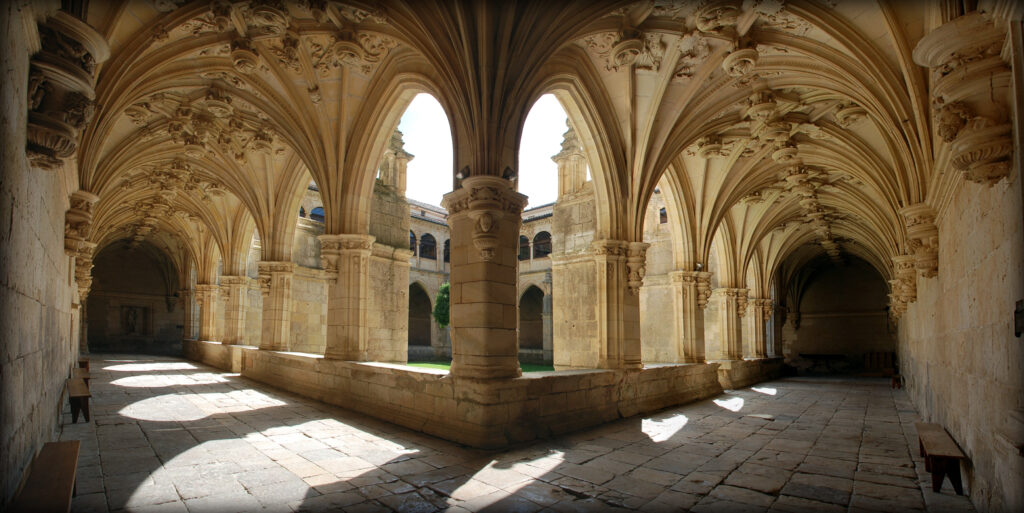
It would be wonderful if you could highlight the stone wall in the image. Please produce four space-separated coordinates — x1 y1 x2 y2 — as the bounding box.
244 284 262 347
781 259 896 373
551 254 599 369
640 276 678 363
900 173 1024 513
367 245 410 363
0 2 77 504
184 341 724 449
87 243 184 355
288 268 328 354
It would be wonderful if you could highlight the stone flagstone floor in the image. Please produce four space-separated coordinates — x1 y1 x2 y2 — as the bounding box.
62 355 977 512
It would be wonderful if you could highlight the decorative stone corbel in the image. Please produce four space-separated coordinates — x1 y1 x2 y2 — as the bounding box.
74 242 97 301
64 190 99 255
900 203 939 278
443 176 528 262
722 39 758 78
913 12 1013 185
888 254 918 318
735 288 749 317
26 12 109 169
625 242 650 295
695 271 713 310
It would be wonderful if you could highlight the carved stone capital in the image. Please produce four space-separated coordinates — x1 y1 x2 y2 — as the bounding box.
318 233 375 272
73 241 98 301
27 12 109 170
194 283 220 305
900 204 939 278
257 260 294 296
442 175 527 217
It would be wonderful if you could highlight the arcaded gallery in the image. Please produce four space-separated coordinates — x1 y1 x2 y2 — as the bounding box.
1 0 1022 511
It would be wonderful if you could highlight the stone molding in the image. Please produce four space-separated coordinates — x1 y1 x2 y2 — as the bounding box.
442 176 527 262
900 203 939 278
913 12 1013 184
257 260 294 296
26 11 109 169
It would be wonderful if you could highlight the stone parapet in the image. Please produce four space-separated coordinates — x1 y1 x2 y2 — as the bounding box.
183 341 730 449
715 357 784 390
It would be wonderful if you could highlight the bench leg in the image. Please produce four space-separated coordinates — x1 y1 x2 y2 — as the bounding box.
948 459 964 495
70 397 81 424
82 398 90 422
931 457 952 493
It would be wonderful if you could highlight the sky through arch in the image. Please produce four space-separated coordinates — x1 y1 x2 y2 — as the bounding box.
397 93 567 208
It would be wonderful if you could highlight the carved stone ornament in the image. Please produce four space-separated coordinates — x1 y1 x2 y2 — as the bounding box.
257 261 294 296
695 0 740 34
900 203 938 278
625 242 650 296
26 12 110 169
317 234 374 274
722 44 758 77
674 31 711 79
888 254 917 318
913 12 1012 185
834 102 867 129
469 211 499 261
441 175 527 217
74 242 98 301
582 30 665 72
64 190 100 255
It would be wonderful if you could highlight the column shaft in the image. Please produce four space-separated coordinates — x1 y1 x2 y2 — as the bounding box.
671 271 711 363
258 261 294 351
442 176 527 379
320 234 375 360
195 283 220 341
718 288 746 360
220 276 248 345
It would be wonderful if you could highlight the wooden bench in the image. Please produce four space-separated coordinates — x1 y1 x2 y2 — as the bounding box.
8 440 80 513
78 356 89 371
66 378 91 423
71 367 90 385
915 422 966 495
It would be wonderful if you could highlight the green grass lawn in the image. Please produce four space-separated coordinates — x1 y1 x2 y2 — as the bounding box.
407 361 554 372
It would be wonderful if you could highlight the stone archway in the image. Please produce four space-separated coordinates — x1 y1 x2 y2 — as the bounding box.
408 283 433 353
87 241 184 355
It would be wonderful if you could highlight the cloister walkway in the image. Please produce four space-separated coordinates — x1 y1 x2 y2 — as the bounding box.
63 356 976 513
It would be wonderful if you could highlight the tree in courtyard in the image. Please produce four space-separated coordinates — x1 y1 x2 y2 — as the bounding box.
433 282 450 328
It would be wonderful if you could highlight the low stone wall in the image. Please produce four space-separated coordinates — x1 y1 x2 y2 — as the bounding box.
184 339 249 373
184 340 727 448
715 358 783 390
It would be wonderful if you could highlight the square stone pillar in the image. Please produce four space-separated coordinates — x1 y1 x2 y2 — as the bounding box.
542 275 553 364
257 261 294 351
441 176 528 379
717 288 746 360
745 298 769 358
220 276 248 345
180 288 196 339
590 240 647 370
670 270 712 363
194 284 221 341
319 234 375 360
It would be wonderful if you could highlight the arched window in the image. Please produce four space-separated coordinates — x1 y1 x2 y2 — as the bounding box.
310 206 324 223
443 239 450 263
420 233 437 260
519 235 530 260
298 207 306 218
659 207 667 224
533 231 551 258
409 231 416 253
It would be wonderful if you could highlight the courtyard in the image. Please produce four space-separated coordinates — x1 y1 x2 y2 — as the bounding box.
63 356 975 513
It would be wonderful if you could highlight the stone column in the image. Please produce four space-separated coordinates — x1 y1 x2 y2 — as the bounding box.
180 288 196 340
194 283 220 341
220 276 248 344
747 298 770 358
257 261 294 351
319 234 374 360
670 270 712 363
541 272 553 364
589 240 648 370
717 288 746 360
441 176 528 379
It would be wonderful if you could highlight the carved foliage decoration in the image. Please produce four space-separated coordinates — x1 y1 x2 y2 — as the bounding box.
27 14 108 169
582 31 665 72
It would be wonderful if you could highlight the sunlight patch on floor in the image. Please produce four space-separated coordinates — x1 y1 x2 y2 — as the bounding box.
752 386 777 395
713 396 744 412
104 362 199 372
642 414 689 442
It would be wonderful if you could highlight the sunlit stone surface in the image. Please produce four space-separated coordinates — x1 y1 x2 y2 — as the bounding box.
62 356 975 512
